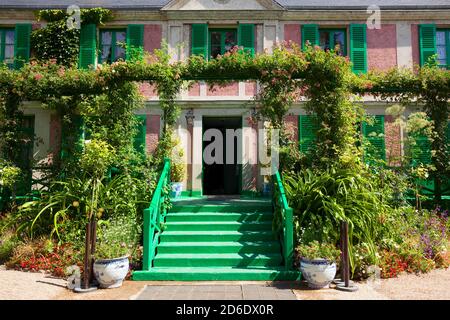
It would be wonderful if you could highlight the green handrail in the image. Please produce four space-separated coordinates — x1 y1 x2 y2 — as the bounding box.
272 171 294 270
142 158 171 270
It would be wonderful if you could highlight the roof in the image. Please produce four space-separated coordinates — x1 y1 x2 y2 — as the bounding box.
0 0 448 10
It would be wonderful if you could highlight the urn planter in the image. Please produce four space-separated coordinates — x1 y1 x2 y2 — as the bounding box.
300 258 337 289
93 256 129 289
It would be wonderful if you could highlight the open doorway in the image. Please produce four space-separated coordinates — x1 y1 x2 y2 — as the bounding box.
202 117 242 195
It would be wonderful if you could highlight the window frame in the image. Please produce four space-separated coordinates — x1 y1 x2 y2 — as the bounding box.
98 28 127 64
0 27 15 68
318 28 348 57
436 28 450 69
208 28 238 59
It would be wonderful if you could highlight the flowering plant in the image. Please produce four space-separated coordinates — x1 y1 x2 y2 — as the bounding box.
297 241 341 263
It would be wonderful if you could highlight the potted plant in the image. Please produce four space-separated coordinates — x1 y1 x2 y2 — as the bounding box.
170 137 185 198
298 240 341 289
93 215 139 289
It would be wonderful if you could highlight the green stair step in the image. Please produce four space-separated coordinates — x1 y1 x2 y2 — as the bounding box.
157 241 280 254
133 267 301 281
165 212 273 222
164 221 272 232
160 231 276 242
170 203 272 214
154 253 282 267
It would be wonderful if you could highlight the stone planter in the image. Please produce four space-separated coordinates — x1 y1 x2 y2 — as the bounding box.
93 256 129 289
170 182 183 198
300 258 337 289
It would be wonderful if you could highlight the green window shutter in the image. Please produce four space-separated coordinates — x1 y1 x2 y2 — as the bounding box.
126 24 144 61
362 115 386 162
298 115 318 154
79 24 97 69
301 24 319 49
419 24 436 67
350 24 367 74
133 115 147 156
238 24 255 56
14 23 31 70
191 24 208 58
412 134 431 166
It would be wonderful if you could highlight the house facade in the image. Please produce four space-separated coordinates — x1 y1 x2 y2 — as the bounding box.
1 0 449 197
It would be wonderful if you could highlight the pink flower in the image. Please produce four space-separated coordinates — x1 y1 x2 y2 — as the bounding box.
34 73 43 81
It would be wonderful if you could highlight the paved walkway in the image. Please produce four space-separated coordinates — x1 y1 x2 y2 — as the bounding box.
133 283 297 300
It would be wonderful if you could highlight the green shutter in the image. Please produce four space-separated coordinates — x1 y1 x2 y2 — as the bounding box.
238 24 255 56
126 24 144 61
362 115 386 162
191 24 208 58
134 115 147 156
412 134 432 166
298 115 318 154
350 24 367 74
14 23 31 70
301 24 319 49
79 24 97 69
419 24 437 67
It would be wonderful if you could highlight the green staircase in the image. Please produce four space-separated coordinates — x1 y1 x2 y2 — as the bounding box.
132 198 301 281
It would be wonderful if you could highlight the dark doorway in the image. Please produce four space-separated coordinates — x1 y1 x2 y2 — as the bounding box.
203 117 242 195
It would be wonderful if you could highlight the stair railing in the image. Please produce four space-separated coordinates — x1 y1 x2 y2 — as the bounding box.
272 171 294 270
142 158 171 270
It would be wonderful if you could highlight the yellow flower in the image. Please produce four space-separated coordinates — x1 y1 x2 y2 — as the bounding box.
72 201 79 208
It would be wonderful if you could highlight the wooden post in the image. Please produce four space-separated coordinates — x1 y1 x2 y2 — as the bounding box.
89 219 97 284
82 222 91 289
340 221 345 281
343 221 350 287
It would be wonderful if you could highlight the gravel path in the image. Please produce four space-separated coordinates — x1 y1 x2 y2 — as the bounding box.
1 265 449 300
0 265 67 300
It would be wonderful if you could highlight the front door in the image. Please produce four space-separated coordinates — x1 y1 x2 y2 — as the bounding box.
202 117 241 195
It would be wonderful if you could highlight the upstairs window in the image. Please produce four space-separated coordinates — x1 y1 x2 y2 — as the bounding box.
0 28 15 68
319 29 347 56
436 29 450 69
99 29 127 64
209 29 237 59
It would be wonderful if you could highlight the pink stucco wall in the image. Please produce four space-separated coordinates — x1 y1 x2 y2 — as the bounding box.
245 81 256 96
367 24 397 71
188 82 201 96
284 24 301 47
207 82 239 96
49 114 61 163
384 115 402 166
146 114 160 154
144 24 162 54
411 24 420 68
139 82 158 98
284 115 298 142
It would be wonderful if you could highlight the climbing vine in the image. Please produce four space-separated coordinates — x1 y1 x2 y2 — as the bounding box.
0 41 449 200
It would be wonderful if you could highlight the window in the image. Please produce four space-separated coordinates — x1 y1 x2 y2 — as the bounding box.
319 29 347 56
209 29 237 59
436 29 450 69
99 29 127 64
0 28 15 68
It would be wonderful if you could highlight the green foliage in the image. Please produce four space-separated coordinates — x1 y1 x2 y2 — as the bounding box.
96 214 141 260
0 163 21 188
31 21 80 67
283 167 390 272
297 240 341 262
0 230 20 264
80 139 115 179
36 8 113 25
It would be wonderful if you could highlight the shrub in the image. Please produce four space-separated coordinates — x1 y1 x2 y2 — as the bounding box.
297 240 340 263
0 230 20 264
